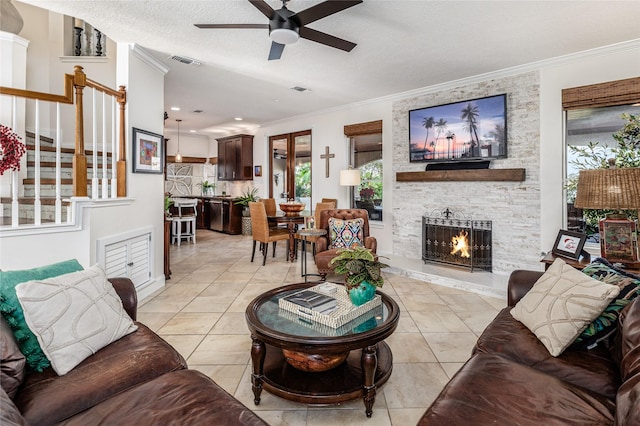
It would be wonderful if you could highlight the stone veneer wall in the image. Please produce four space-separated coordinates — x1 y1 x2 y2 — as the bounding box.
392 71 541 274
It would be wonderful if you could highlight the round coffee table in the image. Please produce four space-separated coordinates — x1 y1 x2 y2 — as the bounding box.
245 282 400 417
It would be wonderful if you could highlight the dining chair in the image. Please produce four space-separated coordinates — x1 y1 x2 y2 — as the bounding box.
321 198 338 208
249 201 290 265
260 198 277 216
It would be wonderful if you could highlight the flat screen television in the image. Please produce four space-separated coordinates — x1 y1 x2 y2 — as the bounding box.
409 94 507 163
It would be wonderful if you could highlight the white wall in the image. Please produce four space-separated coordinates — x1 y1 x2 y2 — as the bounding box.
255 100 394 253
15 1 117 148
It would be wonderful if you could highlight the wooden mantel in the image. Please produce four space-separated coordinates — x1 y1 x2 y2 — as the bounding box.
396 168 526 182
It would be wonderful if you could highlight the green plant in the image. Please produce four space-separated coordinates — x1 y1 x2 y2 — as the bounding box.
234 186 259 207
164 193 174 215
329 246 388 289
566 113 640 231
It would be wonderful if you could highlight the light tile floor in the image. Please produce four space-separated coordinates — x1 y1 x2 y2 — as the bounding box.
139 230 506 426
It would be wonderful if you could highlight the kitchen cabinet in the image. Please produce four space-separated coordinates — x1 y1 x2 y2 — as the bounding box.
217 134 253 181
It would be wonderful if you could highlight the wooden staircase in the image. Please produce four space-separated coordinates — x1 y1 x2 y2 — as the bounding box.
0 133 113 224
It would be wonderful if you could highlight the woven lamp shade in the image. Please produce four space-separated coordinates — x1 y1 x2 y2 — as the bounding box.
574 168 640 210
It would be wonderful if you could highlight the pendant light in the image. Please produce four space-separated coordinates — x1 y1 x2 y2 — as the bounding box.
175 119 183 163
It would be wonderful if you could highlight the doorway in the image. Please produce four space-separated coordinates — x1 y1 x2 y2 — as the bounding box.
269 130 312 206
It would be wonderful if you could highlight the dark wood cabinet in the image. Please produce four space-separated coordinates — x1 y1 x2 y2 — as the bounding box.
217 134 253 181
208 197 243 235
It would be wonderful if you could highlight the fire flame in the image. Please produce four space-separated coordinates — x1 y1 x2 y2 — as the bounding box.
451 230 470 258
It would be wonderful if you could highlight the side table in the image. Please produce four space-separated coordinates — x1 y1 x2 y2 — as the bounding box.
297 228 327 282
540 251 591 270
541 252 640 275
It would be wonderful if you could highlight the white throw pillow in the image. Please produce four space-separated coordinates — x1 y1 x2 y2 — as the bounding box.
15 265 137 375
510 258 619 357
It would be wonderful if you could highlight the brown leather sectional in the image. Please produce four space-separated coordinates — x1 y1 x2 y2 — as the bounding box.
2 278 266 426
418 270 640 425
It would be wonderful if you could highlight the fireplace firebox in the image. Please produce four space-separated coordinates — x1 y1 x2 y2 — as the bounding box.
422 209 492 272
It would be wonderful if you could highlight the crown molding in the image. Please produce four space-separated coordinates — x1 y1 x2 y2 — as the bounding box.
0 31 29 47
261 39 640 127
130 43 169 75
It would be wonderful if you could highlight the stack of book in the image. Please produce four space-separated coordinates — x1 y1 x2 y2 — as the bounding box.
282 290 337 314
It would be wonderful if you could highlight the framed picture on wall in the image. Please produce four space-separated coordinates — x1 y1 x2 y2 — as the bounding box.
255 165 262 177
552 229 587 260
132 128 164 174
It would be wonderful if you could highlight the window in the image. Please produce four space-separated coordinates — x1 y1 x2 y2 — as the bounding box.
344 120 383 221
563 77 640 245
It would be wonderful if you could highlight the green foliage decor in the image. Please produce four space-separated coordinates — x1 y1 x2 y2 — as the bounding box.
329 246 388 289
567 113 640 231
234 186 259 206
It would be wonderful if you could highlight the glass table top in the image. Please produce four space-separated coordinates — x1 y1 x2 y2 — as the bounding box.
255 286 390 338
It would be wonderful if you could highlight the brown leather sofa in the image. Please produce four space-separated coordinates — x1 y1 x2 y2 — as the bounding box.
1 278 267 426
314 209 377 280
418 270 640 425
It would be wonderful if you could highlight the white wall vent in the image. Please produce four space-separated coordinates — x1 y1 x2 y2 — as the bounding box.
169 55 202 66
97 227 153 289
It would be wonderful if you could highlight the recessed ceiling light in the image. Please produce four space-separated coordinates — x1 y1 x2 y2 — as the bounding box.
171 106 180 111
235 117 243 121
189 130 196 133
193 109 203 113
291 86 309 92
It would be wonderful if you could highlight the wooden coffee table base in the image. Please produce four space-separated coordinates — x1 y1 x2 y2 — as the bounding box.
251 341 393 417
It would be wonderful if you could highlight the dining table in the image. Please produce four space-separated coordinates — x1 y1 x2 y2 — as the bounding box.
267 212 310 262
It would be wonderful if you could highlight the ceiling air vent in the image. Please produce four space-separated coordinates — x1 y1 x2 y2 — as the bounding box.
169 55 202 66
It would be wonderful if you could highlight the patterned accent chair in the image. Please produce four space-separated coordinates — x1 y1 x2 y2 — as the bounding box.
314 209 377 280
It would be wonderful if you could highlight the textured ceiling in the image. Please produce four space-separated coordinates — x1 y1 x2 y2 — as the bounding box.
18 0 640 137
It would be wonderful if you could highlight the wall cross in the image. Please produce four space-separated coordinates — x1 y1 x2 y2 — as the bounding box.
320 146 335 178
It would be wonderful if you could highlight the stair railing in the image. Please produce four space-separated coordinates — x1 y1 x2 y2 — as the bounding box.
0 66 127 228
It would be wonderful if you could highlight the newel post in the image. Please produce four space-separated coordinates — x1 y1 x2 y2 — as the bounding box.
72 65 88 197
117 85 127 197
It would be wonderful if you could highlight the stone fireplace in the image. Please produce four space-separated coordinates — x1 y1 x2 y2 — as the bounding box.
422 209 492 272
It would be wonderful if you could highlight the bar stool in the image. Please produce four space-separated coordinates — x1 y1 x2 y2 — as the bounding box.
171 198 198 246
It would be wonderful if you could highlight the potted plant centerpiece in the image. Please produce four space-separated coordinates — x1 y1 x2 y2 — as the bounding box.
329 246 389 306
197 180 216 196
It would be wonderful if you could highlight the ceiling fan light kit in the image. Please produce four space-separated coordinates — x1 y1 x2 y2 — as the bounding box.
270 28 299 45
195 0 362 60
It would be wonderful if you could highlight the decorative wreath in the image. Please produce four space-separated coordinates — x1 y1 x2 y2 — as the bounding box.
0 125 26 175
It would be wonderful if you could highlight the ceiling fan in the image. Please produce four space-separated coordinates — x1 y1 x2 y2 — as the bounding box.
195 0 363 60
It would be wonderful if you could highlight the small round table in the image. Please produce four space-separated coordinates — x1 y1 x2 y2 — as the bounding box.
297 228 327 281
245 282 400 417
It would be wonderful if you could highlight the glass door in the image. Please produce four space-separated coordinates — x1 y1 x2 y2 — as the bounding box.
269 130 312 206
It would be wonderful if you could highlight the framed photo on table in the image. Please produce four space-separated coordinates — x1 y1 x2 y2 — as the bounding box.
132 128 164 174
600 218 639 263
552 230 587 260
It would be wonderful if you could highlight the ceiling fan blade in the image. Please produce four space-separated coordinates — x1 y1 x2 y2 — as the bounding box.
249 0 275 19
294 0 363 26
299 27 356 52
268 41 285 60
194 23 269 29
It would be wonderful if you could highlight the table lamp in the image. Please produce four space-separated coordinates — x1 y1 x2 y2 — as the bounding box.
574 167 640 266
340 168 360 208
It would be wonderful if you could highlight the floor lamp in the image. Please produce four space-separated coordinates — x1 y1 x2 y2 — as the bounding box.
574 168 640 267
340 169 361 208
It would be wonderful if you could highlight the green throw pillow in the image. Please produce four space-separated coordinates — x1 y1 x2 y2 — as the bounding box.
571 258 640 350
0 259 83 371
